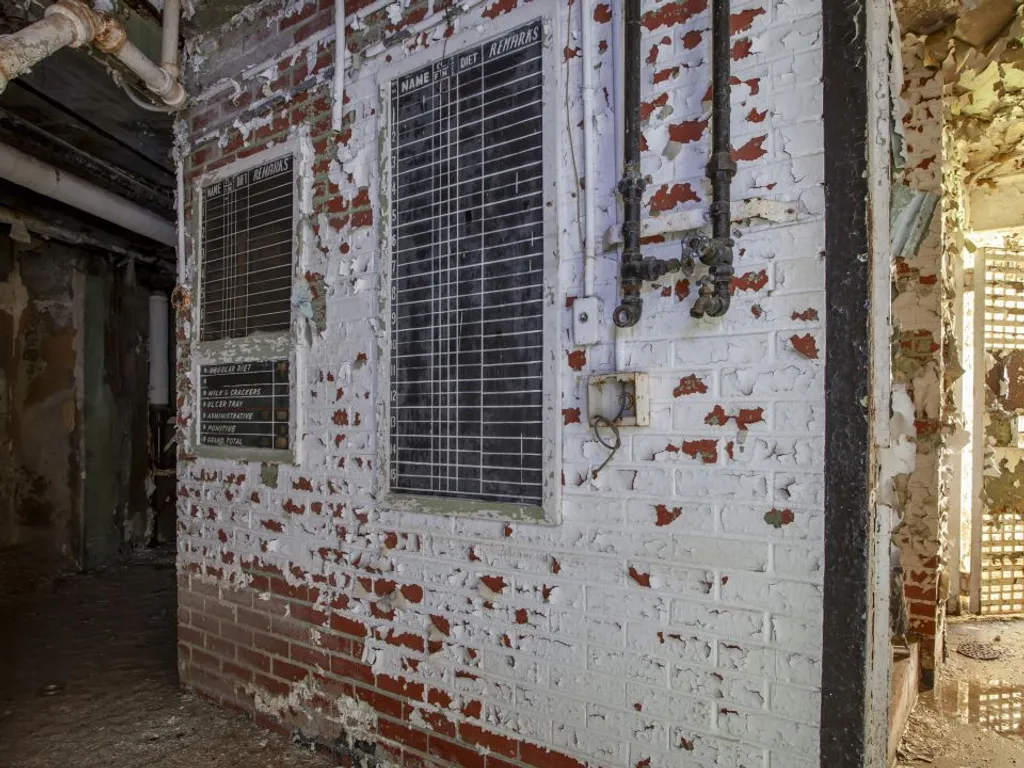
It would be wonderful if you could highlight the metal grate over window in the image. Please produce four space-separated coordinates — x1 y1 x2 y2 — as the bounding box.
984 248 1024 352
388 20 546 507
201 156 295 342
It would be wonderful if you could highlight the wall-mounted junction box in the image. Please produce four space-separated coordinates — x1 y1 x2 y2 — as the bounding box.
588 372 650 427
572 297 603 346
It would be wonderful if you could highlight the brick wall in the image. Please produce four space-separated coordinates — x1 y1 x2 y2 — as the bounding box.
894 39 955 675
175 0 828 766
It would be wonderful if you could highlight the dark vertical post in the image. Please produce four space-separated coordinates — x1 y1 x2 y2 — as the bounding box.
691 0 736 319
821 0 875 761
613 0 646 329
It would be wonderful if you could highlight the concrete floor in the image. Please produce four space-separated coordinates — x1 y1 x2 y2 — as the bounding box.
0 548 333 768
898 617 1024 768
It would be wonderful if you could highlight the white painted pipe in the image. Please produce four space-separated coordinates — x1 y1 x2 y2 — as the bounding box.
95 18 186 107
176 157 187 285
332 0 346 132
581 0 597 297
0 142 176 246
149 293 170 406
160 0 181 77
0 0 185 108
0 0 96 92
0 205 169 265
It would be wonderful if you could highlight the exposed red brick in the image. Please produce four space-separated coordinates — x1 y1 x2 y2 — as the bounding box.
482 0 520 19
790 333 819 359
594 3 612 22
730 7 766 32
747 107 768 123
480 575 507 595
792 308 819 321
681 29 703 48
567 349 587 370
563 407 582 425
640 92 669 122
673 374 708 397
629 566 652 587
731 38 753 59
675 279 691 301
732 135 768 162
681 439 718 464
655 504 683 526
668 119 708 144
730 269 769 293
648 183 700 212
764 508 795 528
642 0 709 31
653 66 680 84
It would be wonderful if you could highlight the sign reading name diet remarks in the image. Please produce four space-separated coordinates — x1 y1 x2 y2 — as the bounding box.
199 359 290 450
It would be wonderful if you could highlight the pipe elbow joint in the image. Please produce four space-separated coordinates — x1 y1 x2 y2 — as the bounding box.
613 297 643 328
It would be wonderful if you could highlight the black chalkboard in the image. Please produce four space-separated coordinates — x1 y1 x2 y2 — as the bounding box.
199 360 290 450
201 156 294 342
389 20 545 506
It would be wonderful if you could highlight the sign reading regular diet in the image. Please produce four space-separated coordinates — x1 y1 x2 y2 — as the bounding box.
199 359 290 450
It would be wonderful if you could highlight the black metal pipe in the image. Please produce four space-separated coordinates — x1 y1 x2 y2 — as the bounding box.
691 0 736 318
613 0 647 329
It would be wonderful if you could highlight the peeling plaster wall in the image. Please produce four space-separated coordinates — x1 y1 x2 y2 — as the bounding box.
0 239 154 587
175 1 829 766
0 241 80 582
894 36 971 675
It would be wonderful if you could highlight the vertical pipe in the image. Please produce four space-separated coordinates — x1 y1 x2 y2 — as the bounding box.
611 1 627 369
970 250 986 614
581 0 597 297
149 294 170 406
691 0 736 318
332 0 346 133
612 0 646 329
160 0 181 77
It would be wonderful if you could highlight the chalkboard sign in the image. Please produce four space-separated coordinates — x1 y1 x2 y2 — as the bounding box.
201 155 294 342
199 359 290 450
389 20 545 507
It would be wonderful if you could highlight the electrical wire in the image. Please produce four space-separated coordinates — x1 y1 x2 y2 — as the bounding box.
591 389 634 477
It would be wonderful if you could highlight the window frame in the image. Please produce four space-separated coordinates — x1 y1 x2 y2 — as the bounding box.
191 136 311 464
376 9 562 524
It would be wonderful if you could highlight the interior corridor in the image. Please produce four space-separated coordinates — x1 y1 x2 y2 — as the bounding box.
0 549 331 768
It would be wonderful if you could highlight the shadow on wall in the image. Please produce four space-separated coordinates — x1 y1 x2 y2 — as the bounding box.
0 234 152 591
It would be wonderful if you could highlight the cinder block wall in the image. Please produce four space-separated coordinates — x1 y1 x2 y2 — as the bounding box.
175 1 828 765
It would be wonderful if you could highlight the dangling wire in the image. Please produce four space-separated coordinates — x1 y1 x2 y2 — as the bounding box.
591 389 634 477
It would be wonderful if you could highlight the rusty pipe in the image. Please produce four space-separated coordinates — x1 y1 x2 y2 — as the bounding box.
0 0 97 93
93 16 185 107
0 0 185 108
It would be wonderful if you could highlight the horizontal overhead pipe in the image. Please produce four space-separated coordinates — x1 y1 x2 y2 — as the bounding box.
0 142 176 246
0 0 185 108
0 205 173 268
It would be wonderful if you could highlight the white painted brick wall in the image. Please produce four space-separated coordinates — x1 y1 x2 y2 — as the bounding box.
176 0 828 764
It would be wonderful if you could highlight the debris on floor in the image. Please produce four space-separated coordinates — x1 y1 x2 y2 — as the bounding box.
898 617 1024 768
0 549 334 768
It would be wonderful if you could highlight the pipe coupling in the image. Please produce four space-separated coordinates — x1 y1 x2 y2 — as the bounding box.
44 0 100 47
92 15 127 54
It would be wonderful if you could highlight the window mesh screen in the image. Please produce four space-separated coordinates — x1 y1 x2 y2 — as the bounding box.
389 20 545 507
201 156 294 341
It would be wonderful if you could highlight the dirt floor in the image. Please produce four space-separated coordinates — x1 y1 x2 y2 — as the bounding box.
0 547 334 768
898 617 1024 768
